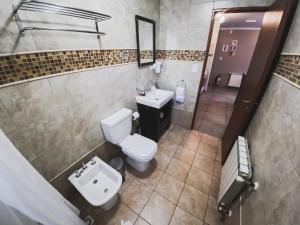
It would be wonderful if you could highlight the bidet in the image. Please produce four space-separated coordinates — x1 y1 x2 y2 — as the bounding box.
68 156 122 210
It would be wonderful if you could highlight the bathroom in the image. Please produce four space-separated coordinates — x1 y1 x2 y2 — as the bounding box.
0 0 299 225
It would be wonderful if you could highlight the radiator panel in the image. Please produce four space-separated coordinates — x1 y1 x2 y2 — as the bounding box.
218 136 251 207
228 74 243 88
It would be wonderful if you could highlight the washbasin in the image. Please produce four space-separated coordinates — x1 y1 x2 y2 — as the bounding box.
68 156 122 210
136 88 174 109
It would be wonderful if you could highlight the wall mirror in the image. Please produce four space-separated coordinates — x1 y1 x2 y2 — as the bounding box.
135 15 156 67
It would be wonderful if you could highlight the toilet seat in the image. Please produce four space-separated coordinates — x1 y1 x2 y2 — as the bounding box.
120 134 157 162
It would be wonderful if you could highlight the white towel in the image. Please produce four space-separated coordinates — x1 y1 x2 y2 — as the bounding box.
176 86 185 103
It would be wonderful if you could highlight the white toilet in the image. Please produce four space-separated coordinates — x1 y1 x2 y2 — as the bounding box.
101 108 157 172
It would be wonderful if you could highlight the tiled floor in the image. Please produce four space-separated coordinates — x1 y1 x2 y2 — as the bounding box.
194 86 238 138
69 125 223 225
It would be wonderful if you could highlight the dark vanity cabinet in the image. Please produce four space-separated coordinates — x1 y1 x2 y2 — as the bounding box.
137 100 172 142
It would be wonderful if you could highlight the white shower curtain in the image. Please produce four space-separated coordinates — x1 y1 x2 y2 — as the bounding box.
0 129 85 225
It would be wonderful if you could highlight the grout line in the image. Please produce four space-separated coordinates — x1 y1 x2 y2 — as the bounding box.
167 131 205 225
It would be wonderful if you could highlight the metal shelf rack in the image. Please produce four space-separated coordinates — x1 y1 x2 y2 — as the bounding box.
13 0 111 37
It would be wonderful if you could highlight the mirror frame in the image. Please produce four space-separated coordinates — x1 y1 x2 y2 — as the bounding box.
135 15 156 67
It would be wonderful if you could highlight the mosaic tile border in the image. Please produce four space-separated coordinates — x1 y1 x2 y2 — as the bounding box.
0 49 206 86
274 54 300 86
157 50 206 61
0 49 137 85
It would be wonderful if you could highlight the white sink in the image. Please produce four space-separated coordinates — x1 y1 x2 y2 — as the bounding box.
68 156 122 210
136 88 174 109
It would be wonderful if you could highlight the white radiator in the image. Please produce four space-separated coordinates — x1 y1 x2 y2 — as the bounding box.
228 74 243 88
218 136 252 207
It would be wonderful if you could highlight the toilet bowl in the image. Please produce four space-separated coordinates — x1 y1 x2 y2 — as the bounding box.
101 108 157 172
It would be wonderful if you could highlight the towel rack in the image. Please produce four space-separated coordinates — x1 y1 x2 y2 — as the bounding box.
13 0 111 37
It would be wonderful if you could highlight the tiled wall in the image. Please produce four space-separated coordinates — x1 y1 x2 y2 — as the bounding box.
0 0 160 180
274 54 300 86
157 50 205 61
0 49 136 85
225 2 300 225
0 49 205 86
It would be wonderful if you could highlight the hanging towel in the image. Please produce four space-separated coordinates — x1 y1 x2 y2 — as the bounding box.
176 80 186 103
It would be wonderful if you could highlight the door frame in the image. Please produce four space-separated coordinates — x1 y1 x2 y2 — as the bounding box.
191 6 268 130
191 1 298 163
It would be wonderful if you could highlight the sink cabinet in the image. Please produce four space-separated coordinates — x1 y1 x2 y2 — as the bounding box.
137 99 172 142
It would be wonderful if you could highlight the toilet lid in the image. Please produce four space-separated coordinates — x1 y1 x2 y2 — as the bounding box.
120 134 157 161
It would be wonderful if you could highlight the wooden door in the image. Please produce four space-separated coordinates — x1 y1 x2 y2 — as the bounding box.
222 0 298 163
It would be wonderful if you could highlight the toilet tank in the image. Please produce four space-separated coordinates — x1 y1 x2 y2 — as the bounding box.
101 108 132 145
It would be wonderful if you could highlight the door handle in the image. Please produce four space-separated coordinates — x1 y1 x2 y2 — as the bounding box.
243 99 252 104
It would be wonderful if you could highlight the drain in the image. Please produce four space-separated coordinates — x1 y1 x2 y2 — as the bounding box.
93 179 98 184
104 188 108 193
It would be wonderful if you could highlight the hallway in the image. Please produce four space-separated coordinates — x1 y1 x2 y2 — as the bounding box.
193 86 238 138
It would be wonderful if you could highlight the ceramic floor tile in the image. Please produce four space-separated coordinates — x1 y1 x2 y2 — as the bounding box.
210 177 220 199
190 130 204 138
166 125 187 145
166 158 191 182
158 139 178 157
154 151 172 171
134 217 150 225
178 184 209 220
201 134 220 148
119 168 136 194
100 201 138 225
197 143 217 159
213 161 222 178
155 173 184 204
207 102 227 116
193 153 215 175
174 146 196 165
205 197 224 225
216 146 222 162
186 167 212 195
199 120 225 138
140 192 176 225
181 133 201 151
170 207 204 225
121 179 152 214
137 165 164 190
204 112 226 126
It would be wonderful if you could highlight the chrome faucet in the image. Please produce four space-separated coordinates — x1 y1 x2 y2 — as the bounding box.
81 162 87 170
146 80 154 93
90 157 96 165
75 170 81 178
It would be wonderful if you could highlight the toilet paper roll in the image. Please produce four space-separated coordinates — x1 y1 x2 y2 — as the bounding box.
133 112 140 120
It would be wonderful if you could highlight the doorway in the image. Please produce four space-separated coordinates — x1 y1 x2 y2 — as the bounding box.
193 12 264 138
192 0 298 163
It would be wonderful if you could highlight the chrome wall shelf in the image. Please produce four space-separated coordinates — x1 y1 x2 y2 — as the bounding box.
13 0 111 37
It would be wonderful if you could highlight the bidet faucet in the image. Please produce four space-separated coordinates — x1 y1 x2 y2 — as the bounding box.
82 162 87 170
90 157 96 165
75 170 81 178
